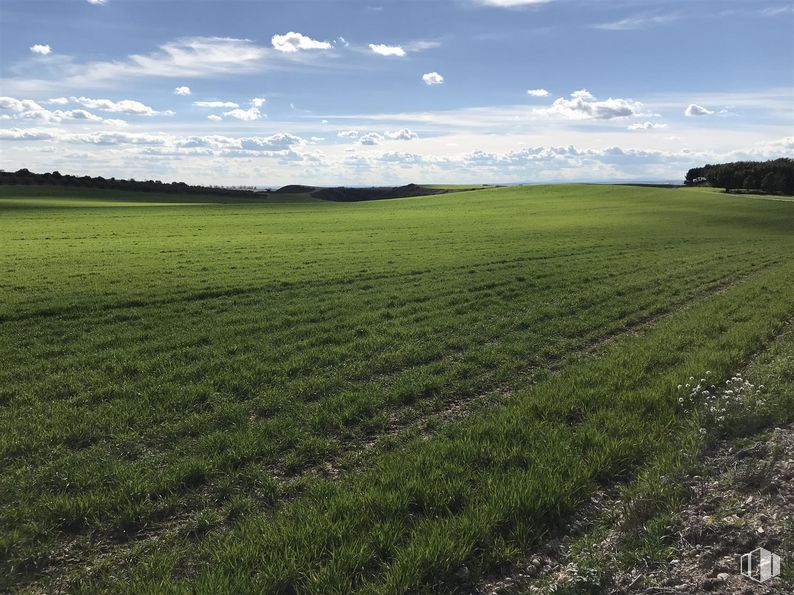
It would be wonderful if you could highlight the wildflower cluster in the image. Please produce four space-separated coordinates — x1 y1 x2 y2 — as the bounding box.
676 370 767 435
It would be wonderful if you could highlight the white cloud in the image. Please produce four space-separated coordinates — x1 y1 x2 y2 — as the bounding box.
194 100 239 108
358 132 383 145
0 127 60 141
685 104 714 117
540 90 647 120
405 40 442 52
760 6 794 16
238 133 304 151
422 72 444 86
207 114 222 121
250 97 266 108
9 37 268 92
0 97 47 113
48 97 70 105
594 14 678 30
70 96 161 116
628 121 668 131
385 128 418 140
570 89 594 100
336 37 350 47
527 88 549 97
66 109 104 122
337 130 359 138
474 0 551 6
0 97 127 124
86 0 107 4
30 44 52 55
369 44 406 57
272 32 332 53
174 86 191 96
223 106 261 121
0 129 306 154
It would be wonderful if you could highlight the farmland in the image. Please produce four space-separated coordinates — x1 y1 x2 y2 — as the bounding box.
1 184 793 592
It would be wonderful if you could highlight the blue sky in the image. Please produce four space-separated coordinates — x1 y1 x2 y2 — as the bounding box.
1 0 792 186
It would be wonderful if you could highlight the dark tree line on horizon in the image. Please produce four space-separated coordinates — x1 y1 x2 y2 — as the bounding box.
0 169 266 197
685 158 794 196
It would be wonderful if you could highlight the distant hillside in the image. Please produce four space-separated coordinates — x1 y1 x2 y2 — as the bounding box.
0 169 266 199
310 183 489 202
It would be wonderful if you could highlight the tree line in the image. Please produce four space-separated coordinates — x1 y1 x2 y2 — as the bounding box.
0 169 267 197
685 158 794 195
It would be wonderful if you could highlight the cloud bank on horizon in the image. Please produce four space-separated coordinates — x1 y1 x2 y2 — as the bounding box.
1 0 792 186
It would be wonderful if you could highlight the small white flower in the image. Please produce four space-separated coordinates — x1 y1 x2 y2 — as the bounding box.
677 384 683 390
706 371 711 375
686 384 690 388
678 397 684 403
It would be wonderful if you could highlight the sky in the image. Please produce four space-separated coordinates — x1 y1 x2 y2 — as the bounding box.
1 0 793 187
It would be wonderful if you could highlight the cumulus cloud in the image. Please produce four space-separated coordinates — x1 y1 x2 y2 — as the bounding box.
628 121 668 130
86 0 107 4
0 97 47 113
48 97 70 105
337 130 359 138
272 32 332 53
379 151 425 165
527 88 549 97
223 106 261 121
174 86 191 96
30 44 52 55
239 133 304 151
0 96 115 123
0 128 306 155
78 132 168 145
540 89 646 120
685 104 714 117
66 109 104 122
422 72 444 85
70 96 161 116
207 114 222 121
250 97 266 108
570 89 594 100
369 44 406 57
385 128 418 140
0 127 60 141
358 132 383 145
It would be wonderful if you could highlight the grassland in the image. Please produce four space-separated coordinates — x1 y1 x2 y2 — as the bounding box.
1 184 793 592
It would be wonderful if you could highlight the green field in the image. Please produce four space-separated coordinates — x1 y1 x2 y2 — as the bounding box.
1 184 793 592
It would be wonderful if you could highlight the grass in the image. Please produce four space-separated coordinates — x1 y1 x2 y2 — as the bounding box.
1 183 793 591
540 319 794 593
